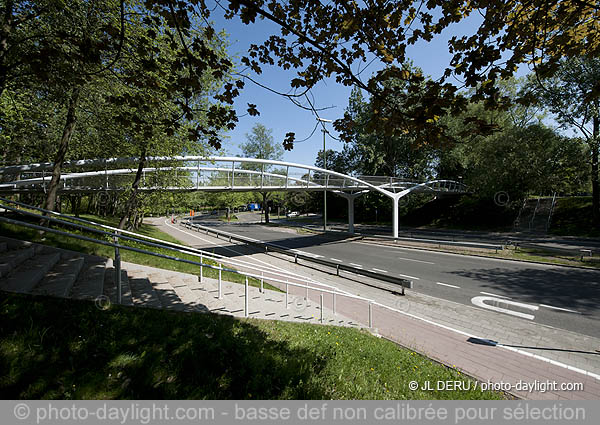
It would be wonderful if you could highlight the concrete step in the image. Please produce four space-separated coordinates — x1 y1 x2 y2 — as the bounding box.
0 242 7 253
32 256 85 298
127 274 162 308
70 257 108 300
0 252 61 293
103 266 134 306
152 280 188 312
168 278 210 313
0 246 35 278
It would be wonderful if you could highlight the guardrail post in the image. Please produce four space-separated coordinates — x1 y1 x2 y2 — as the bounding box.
295 254 298 263
368 302 372 328
244 277 249 318
285 280 288 309
200 252 203 283
320 293 324 323
114 240 122 304
216 265 222 299
333 292 336 315
336 264 339 276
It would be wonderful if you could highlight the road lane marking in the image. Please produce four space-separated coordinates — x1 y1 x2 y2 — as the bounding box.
372 268 388 273
471 296 538 320
539 304 581 314
163 219 326 287
349 263 363 268
397 257 435 264
330 258 343 262
480 291 511 299
398 273 420 280
436 282 460 289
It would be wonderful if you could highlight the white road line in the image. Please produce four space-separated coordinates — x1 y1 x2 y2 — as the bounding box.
398 257 435 264
353 241 561 268
398 273 420 280
436 282 460 289
371 297 600 381
372 268 388 273
539 304 581 314
330 258 343 262
480 291 511 299
163 220 323 285
349 263 363 268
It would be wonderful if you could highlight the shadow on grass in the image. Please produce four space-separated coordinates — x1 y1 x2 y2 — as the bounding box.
0 292 329 399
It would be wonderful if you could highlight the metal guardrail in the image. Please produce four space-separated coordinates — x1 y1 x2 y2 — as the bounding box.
182 218 414 295
516 242 597 260
0 197 336 292
0 199 405 327
361 234 505 252
290 223 505 252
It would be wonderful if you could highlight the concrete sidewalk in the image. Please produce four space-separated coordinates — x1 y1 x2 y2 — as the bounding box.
151 217 600 400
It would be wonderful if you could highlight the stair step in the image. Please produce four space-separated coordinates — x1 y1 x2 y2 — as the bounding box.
0 242 7 253
0 252 61 293
128 275 162 308
152 281 188 312
0 246 35 278
104 267 134 306
32 256 85 298
70 258 107 300
168 279 210 313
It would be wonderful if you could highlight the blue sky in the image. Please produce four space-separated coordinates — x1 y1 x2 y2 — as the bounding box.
210 6 488 166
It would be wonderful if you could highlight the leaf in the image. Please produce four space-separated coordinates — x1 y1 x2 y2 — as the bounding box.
247 103 260 116
283 132 295 151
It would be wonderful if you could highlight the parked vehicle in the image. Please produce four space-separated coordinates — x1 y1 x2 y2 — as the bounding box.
286 211 299 218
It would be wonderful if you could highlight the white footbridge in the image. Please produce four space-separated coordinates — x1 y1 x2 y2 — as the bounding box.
0 156 468 237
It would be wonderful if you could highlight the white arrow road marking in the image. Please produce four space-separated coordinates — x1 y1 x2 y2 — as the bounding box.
471 296 539 320
480 291 511 299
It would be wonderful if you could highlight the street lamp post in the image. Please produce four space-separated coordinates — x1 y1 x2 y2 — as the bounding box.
317 117 332 232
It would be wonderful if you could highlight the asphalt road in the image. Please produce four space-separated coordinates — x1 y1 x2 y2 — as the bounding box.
196 219 600 338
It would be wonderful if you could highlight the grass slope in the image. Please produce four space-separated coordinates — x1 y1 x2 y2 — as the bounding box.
0 293 503 400
0 213 273 290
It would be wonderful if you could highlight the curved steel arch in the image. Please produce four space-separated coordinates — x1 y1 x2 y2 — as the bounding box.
0 156 468 237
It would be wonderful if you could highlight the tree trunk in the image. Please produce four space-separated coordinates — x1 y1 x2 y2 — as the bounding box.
262 192 270 224
592 115 599 227
43 87 81 216
118 150 147 230
0 0 14 98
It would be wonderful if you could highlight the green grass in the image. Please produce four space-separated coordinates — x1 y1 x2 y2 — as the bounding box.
0 212 276 291
549 197 600 237
218 214 239 222
0 292 503 400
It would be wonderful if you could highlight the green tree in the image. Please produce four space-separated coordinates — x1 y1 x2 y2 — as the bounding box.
531 58 600 225
239 123 283 223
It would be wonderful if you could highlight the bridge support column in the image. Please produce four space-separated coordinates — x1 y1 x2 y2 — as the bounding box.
392 196 399 239
348 197 355 234
334 191 367 234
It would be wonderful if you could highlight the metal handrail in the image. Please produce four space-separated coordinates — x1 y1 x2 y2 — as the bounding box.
0 196 336 291
0 202 386 320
